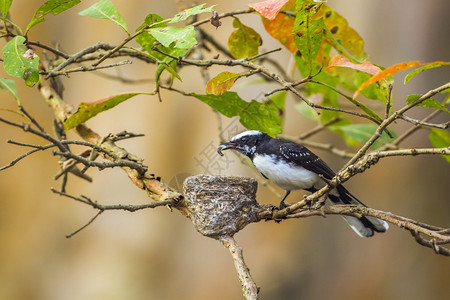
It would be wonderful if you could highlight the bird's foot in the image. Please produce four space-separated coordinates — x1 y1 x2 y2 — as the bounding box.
304 196 312 208
274 201 289 223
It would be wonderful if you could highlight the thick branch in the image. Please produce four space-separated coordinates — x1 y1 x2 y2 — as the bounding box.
220 236 259 300
274 146 450 218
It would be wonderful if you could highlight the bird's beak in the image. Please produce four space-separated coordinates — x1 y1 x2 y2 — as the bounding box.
217 142 235 156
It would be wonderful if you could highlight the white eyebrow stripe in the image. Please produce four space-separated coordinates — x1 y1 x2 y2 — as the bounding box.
230 130 262 141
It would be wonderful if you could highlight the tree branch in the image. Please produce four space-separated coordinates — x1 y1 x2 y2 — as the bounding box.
220 236 259 300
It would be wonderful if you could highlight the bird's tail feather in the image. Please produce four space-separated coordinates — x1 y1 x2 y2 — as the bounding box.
328 185 389 237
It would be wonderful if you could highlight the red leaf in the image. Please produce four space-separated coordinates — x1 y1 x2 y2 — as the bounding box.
326 54 381 75
249 0 289 20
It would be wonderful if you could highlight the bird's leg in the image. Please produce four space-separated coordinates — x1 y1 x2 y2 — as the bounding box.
279 190 291 210
303 194 312 208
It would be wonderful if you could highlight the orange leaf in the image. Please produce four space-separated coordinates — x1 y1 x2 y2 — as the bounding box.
314 6 365 59
353 61 422 99
249 0 289 20
262 0 297 53
326 54 381 75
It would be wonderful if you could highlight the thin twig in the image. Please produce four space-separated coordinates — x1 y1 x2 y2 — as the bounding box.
92 26 149 67
26 41 70 59
41 60 133 77
399 114 448 129
385 84 393 119
45 42 116 78
0 145 53 170
298 117 342 139
389 110 442 147
190 9 253 27
51 188 177 211
66 210 103 238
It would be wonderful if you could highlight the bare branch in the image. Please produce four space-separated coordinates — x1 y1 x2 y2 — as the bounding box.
389 110 443 147
220 236 259 299
40 59 133 78
399 114 448 130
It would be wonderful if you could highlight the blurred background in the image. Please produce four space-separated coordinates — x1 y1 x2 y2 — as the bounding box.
1 0 449 299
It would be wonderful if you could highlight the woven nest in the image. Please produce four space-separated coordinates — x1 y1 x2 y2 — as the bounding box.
181 175 260 238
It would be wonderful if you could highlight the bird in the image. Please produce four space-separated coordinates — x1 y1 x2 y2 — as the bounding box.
217 130 388 237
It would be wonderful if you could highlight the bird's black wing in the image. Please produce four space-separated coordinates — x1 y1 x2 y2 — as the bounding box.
279 142 336 180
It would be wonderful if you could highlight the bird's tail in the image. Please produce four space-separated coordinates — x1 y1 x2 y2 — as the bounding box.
328 185 389 237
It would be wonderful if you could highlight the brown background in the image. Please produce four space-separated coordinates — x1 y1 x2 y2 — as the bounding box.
1 0 449 299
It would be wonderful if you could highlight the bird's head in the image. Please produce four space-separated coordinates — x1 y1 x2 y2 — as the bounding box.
217 130 269 158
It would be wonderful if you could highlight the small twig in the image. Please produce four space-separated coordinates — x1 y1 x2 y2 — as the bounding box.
93 71 154 84
52 150 147 174
385 84 393 119
190 9 253 27
51 188 177 211
298 117 342 139
244 48 282 61
389 110 442 147
46 42 116 78
399 114 448 130
26 41 70 59
92 26 149 67
19 105 45 132
66 210 103 238
198 27 233 58
42 60 133 77
0 144 53 170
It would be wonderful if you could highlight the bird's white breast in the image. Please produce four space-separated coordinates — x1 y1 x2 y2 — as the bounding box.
253 154 321 191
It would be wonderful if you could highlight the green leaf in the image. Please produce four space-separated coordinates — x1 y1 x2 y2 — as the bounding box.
136 14 187 86
0 77 20 105
267 90 287 111
79 0 129 34
404 61 450 84
406 94 449 114
428 129 450 163
294 102 319 121
294 7 325 74
228 17 262 59
0 0 13 20
193 92 282 136
332 123 395 149
64 92 154 131
147 25 196 49
169 3 216 23
1 36 40 87
206 71 244 95
240 100 282 136
26 0 81 33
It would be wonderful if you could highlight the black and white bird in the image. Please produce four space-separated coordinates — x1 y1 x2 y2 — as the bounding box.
217 130 388 237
